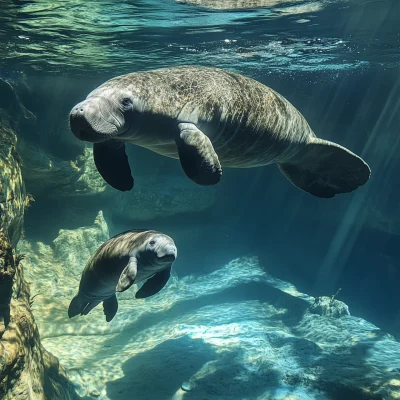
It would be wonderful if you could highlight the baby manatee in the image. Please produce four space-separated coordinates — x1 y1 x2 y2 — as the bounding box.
68 229 177 322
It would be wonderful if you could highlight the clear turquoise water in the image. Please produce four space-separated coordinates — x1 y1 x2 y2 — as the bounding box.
1 0 398 76
2 1 400 399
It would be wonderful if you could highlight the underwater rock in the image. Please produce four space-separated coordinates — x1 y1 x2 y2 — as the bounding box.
19 142 216 224
17 211 111 331
0 81 76 399
0 232 77 400
0 232 15 336
0 95 27 248
0 76 38 247
18 142 110 199
16 219 400 400
0 78 36 133
307 294 351 318
53 210 110 276
89 389 101 397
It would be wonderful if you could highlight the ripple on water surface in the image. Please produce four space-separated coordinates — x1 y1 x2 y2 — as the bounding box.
0 0 398 76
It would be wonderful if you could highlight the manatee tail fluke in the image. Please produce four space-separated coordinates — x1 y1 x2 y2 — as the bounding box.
68 293 89 318
278 138 371 198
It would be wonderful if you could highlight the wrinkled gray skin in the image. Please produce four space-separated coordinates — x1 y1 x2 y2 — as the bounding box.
69 65 370 198
68 230 177 322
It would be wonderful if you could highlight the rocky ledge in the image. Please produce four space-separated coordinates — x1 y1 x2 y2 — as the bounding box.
0 78 77 400
0 78 30 248
18 212 400 400
0 232 77 400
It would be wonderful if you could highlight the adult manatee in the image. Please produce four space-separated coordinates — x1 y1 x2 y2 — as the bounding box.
69 65 370 198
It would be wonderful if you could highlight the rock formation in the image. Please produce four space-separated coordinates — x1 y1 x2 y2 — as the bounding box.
18 139 216 230
0 79 29 248
0 79 78 400
19 213 400 399
0 232 77 400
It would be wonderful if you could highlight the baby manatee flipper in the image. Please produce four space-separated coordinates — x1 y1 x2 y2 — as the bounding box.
93 140 134 191
103 294 118 322
116 256 138 292
68 294 101 317
135 265 172 299
81 300 101 316
175 123 222 186
278 138 371 198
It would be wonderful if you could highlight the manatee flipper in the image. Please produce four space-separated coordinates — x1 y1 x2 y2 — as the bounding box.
93 140 134 192
175 123 222 186
116 256 138 292
135 265 172 299
68 293 89 318
103 294 118 322
278 138 371 198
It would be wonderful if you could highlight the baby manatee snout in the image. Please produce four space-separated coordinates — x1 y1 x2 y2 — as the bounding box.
162 244 177 262
154 240 177 263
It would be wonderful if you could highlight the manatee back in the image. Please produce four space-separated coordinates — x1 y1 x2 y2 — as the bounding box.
100 66 314 165
78 230 155 297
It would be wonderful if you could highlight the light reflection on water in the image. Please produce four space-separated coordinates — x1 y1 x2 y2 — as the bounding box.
0 0 398 76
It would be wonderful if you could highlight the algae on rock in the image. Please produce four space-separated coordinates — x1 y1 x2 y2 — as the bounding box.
17 211 113 340
18 210 400 400
0 109 27 248
19 140 217 226
53 210 109 275
307 294 351 318
18 142 109 199
0 232 77 400
0 78 78 400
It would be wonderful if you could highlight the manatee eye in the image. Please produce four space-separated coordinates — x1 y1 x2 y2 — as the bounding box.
149 240 156 246
121 98 132 107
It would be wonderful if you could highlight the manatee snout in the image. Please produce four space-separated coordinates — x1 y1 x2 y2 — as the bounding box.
69 97 124 142
166 244 178 258
69 102 99 142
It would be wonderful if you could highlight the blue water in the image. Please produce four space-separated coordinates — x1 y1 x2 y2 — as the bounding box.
1 0 399 76
2 0 400 399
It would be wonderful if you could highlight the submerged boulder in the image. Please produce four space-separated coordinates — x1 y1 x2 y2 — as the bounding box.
0 232 77 400
0 80 78 400
19 142 217 226
19 143 109 199
19 211 164 340
52 210 110 275
17 211 114 340
0 78 36 133
0 108 27 248
306 293 351 318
